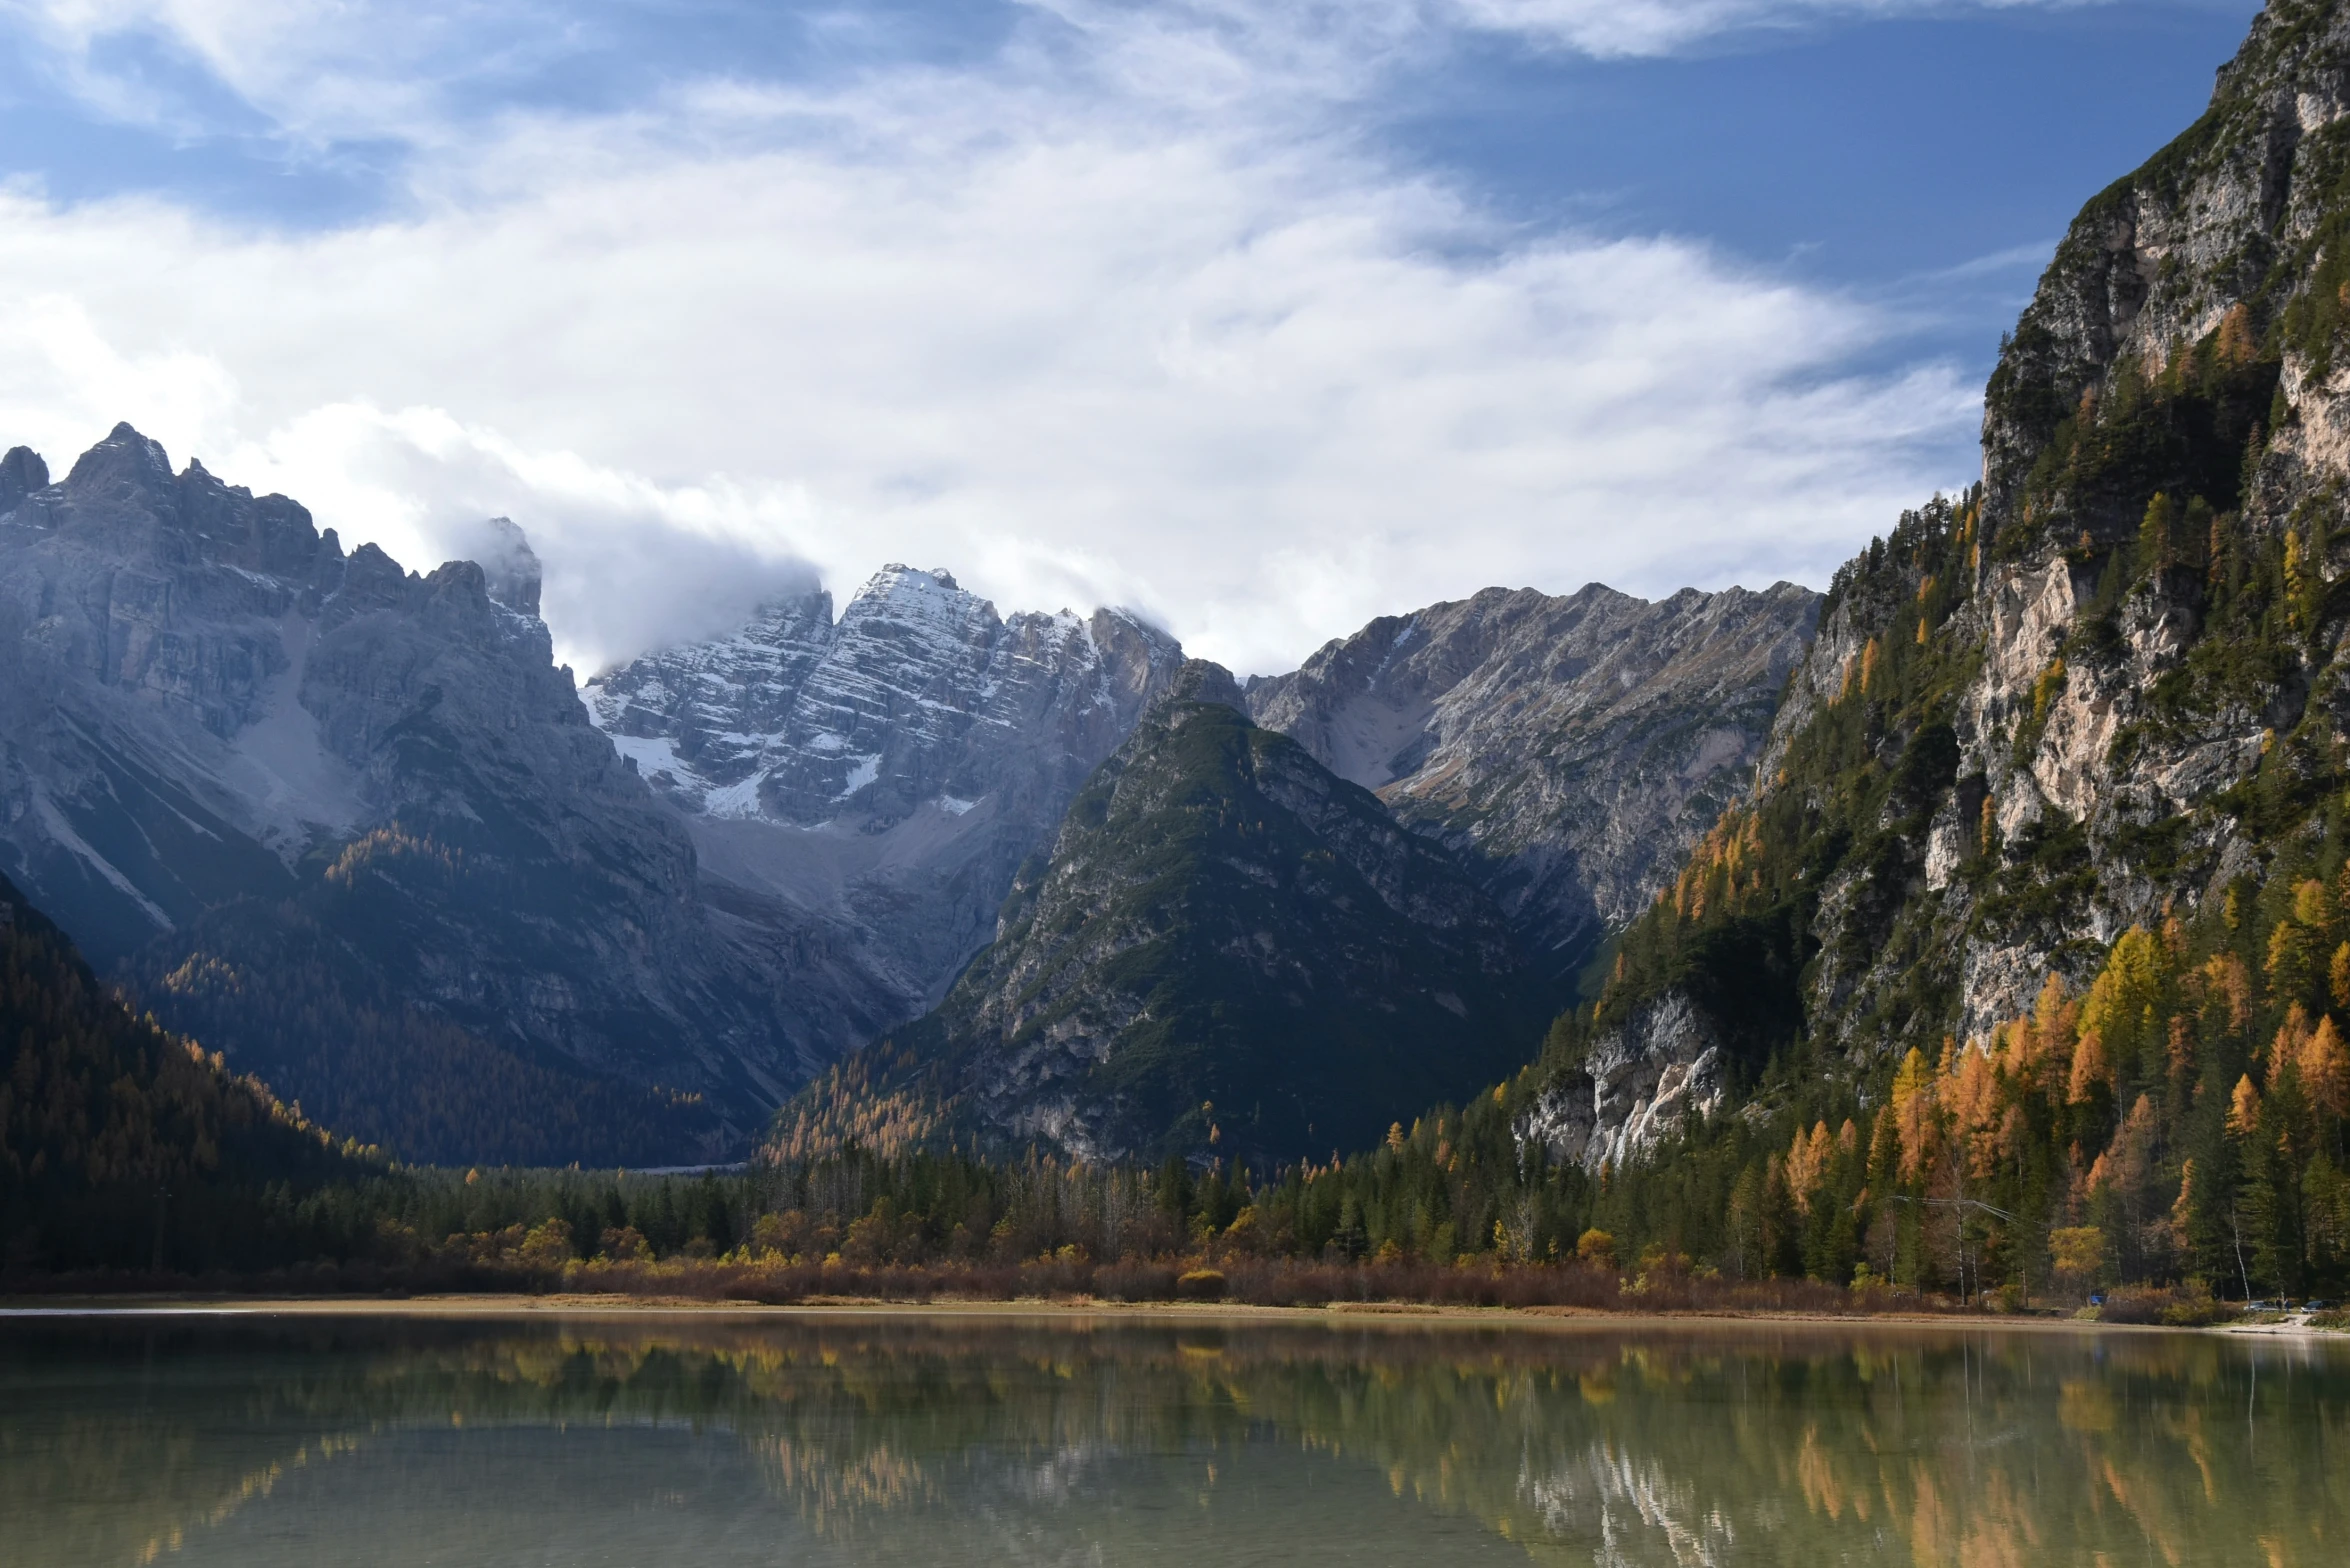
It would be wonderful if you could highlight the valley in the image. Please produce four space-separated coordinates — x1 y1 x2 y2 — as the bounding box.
9 0 2350 1315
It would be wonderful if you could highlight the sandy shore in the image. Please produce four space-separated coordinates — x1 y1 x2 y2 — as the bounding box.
8 1292 2328 1337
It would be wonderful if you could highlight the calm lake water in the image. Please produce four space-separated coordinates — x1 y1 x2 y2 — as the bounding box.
2 1311 2344 1567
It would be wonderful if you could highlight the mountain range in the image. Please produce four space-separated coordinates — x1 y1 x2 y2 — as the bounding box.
9 0 2348 1308
19 0 2333 1182
1247 582 1818 987
583 564 1185 1044
775 0 2350 1205
749 0 2350 1311
0 421 1811 1164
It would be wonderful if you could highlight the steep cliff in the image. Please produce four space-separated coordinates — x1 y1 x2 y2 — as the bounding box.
1521 0 2350 1174
584 565 1186 1024
0 426 828 1162
1247 583 1819 986
776 669 1534 1165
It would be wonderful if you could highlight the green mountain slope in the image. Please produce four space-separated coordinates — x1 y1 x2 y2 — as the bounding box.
0 869 377 1272
777 671 1535 1165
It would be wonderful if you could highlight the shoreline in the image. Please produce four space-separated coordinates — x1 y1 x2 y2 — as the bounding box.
2 1292 2335 1338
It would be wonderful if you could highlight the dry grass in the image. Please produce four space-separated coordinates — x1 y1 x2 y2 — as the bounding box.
2 1253 1965 1317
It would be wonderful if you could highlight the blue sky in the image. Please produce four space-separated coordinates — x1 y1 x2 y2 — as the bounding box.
0 0 2269 672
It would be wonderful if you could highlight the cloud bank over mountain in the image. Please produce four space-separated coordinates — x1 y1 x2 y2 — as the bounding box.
0 0 2091 672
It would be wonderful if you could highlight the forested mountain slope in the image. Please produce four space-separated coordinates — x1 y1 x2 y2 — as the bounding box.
0 868 373 1271
1500 0 2350 1296
775 667 1536 1165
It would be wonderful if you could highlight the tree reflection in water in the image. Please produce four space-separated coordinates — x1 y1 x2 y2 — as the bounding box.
3 1314 2344 1567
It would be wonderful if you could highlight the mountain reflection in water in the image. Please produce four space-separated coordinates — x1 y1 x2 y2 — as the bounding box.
2 1313 2343 1566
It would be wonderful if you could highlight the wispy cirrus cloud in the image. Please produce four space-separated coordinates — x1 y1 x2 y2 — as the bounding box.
0 0 585 142
1448 0 2108 58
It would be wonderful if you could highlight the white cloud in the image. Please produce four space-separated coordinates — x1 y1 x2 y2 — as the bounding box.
0 293 239 454
224 405 827 673
1447 0 2101 59
0 0 1991 676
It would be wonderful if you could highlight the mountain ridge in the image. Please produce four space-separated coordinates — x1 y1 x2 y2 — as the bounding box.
1248 580 1820 983
774 669 1538 1165
0 423 817 1161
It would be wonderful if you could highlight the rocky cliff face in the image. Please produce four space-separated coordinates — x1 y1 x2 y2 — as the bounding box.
778 672 1535 1165
1523 0 2350 1170
583 565 1186 1023
0 425 826 1161
1247 583 1819 987
1512 992 1726 1175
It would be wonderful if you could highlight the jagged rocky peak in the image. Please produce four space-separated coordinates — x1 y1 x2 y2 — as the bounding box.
1162 656 1246 711
1248 580 1820 984
582 558 1190 1064
18 423 321 582
470 516 542 616
1975 1 2350 527
0 425 334 742
586 584 835 791
0 446 46 513
0 423 541 629
585 561 1186 830
0 423 826 1162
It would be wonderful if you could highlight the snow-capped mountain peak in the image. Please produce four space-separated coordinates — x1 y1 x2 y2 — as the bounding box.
582 561 1186 1015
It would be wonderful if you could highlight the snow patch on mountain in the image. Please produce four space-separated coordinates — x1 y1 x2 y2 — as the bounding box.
583 561 1187 1019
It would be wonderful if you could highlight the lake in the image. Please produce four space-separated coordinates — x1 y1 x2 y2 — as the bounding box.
2 1310 2343 1566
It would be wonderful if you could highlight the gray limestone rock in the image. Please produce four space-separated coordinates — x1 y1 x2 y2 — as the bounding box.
0 424 852 1158
1512 990 1726 1174
1247 582 1820 986
1819 0 2350 1061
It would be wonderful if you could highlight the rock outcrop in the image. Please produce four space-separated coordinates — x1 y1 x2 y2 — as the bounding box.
1247 583 1819 986
1512 992 1725 1174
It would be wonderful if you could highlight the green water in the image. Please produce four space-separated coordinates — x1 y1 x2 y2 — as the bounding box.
2 1312 2343 1566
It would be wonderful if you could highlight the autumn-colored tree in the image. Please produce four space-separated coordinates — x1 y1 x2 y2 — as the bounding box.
2300 1015 2350 1120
